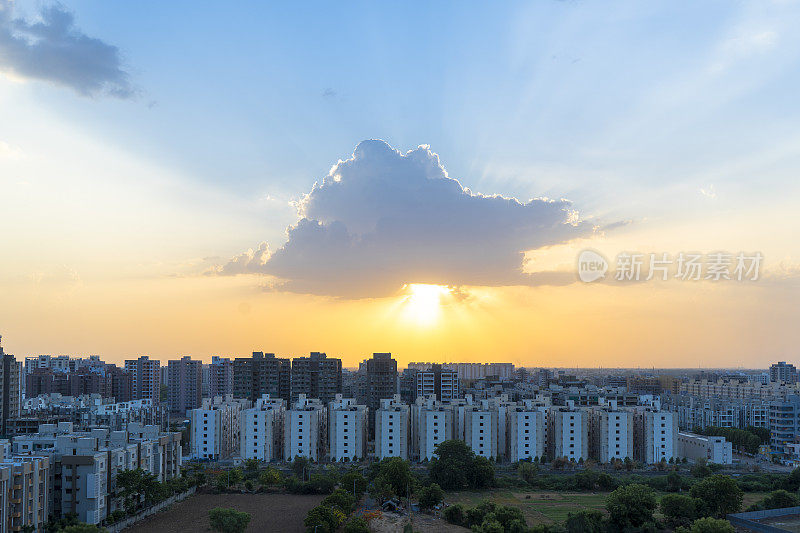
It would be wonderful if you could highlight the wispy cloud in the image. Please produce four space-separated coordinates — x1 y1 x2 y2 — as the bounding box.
0 1 135 98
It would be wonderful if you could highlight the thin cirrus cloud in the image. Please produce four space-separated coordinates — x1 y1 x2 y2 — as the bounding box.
0 1 135 98
217 140 599 297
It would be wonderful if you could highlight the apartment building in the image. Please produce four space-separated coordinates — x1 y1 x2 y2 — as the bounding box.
589 406 634 463
11 422 181 526
770 395 800 458
677 432 733 464
291 352 342 404
548 407 589 461
375 395 410 460
167 356 203 414
124 356 161 404
284 394 326 461
506 402 545 462
463 401 499 459
190 395 248 460
0 339 21 434
411 395 454 461
328 395 367 462
240 395 285 462
0 453 50 533
209 356 234 398
770 361 798 383
633 408 678 463
365 353 398 413
233 352 291 402
414 365 460 401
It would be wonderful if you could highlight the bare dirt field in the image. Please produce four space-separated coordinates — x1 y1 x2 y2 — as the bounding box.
124 493 325 533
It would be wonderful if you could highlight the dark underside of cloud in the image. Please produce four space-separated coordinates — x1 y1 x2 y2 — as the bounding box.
219 140 596 297
0 2 134 98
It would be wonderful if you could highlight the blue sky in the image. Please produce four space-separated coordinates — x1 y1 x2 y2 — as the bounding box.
2 0 800 364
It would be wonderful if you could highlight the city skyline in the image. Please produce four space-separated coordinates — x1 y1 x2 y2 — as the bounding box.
2 1 800 368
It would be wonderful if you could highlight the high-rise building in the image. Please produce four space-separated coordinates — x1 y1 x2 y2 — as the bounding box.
633 408 678 463
284 394 326 461
167 356 203 414
124 356 161 404
507 401 546 462
411 395 453 461
414 364 460 401
365 353 398 433
190 395 249 460
209 356 234 398
233 352 290 402
0 336 22 434
548 407 589 461
770 361 798 383
240 395 285 461
589 406 634 463
291 352 342 404
375 395 410 460
328 394 367 462
107 364 133 402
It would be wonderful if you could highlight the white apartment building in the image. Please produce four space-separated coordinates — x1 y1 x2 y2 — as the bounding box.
375 395 410 460
284 394 326 461
548 407 589 461
634 408 678 463
190 395 249 460
589 406 634 463
507 403 545 462
240 395 285 462
463 403 499 459
677 432 733 464
328 395 367 462
412 395 454 461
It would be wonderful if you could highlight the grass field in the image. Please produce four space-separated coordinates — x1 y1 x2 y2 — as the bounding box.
447 489 770 526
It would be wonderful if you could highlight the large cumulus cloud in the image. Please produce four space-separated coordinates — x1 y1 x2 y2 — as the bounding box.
222 140 595 297
0 2 134 98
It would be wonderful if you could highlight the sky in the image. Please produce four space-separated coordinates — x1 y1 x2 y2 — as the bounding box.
1 0 799 368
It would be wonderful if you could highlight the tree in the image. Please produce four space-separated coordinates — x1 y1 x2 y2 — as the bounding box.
291 456 312 478
259 467 281 487
667 470 684 492
679 517 735 533
244 458 260 472
228 468 243 486
371 457 413 497
784 467 800 492
417 483 444 511
518 461 538 484
748 489 800 511
322 489 357 514
690 475 743 518
304 505 345 533
208 508 252 533
443 503 465 526
565 509 606 533
605 483 657 529
428 440 494 490
340 470 367 496
691 458 713 478
343 516 369 533
661 493 697 529
470 456 495 489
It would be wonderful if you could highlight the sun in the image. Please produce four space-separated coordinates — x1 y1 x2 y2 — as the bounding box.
401 283 452 326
